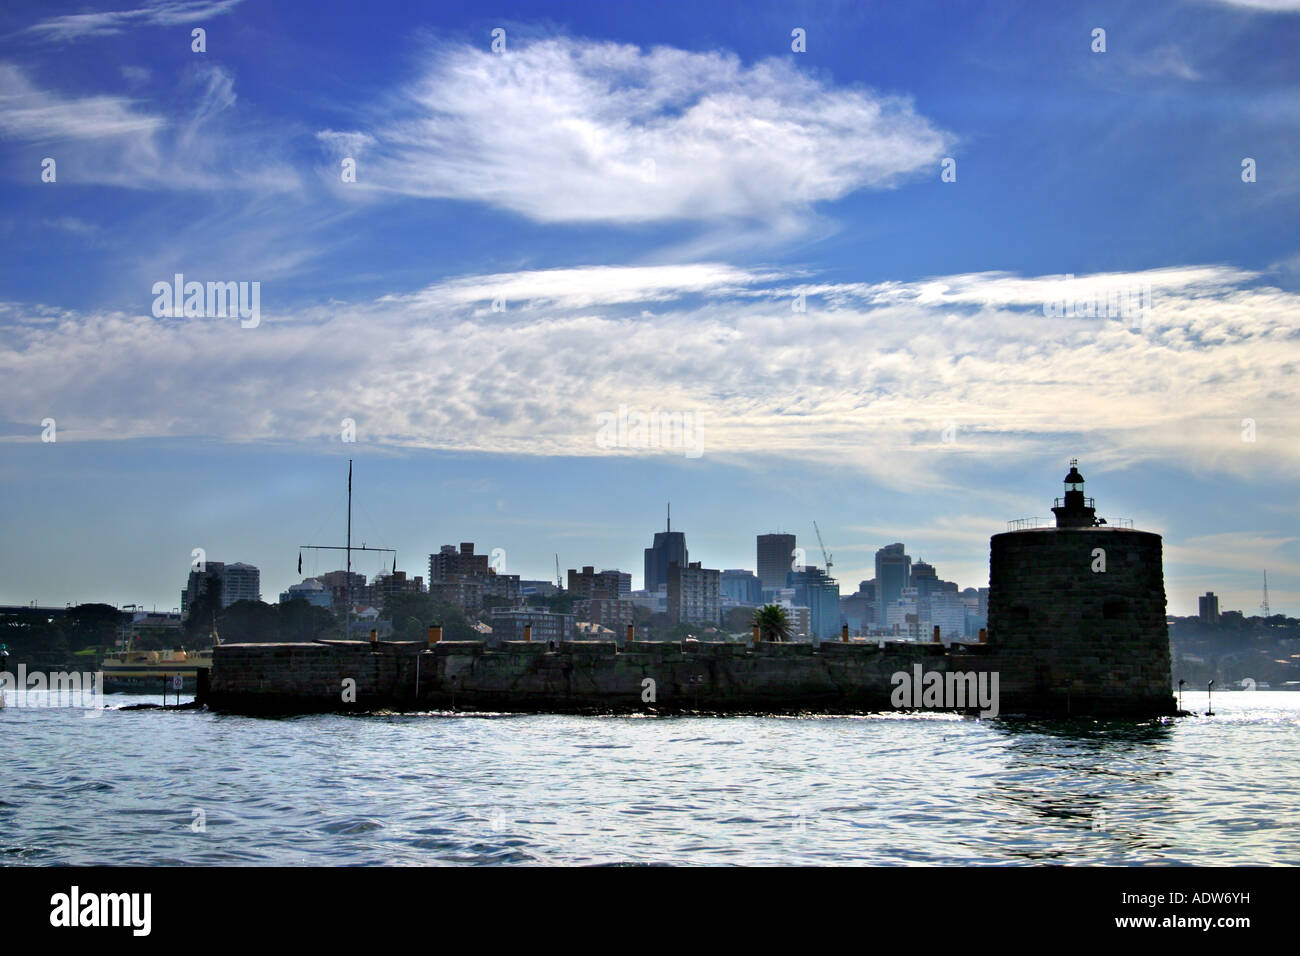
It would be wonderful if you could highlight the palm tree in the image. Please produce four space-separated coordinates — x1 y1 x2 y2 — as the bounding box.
752 604 792 643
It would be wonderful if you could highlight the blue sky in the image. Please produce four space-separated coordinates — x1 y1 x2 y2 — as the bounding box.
1 0 1298 616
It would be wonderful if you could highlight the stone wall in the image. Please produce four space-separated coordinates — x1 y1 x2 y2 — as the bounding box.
207 637 1102 716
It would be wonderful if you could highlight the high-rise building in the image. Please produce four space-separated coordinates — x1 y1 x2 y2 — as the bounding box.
428 543 490 582
182 561 262 617
928 591 968 641
757 533 797 591
787 566 841 641
181 561 223 618
221 563 261 606
875 543 912 626
720 569 763 606
886 587 920 637
910 561 938 605
427 543 516 611
667 561 721 625
839 579 878 633
644 507 687 592
568 566 629 600
1198 592 1220 623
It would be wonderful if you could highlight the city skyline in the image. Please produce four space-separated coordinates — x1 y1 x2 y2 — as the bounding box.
1 1 1297 619
1 462 1284 623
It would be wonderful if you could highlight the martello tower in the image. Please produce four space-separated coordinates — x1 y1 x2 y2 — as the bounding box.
987 462 1175 716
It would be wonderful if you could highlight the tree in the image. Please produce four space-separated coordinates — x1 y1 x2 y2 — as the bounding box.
0 613 69 666
752 604 792 643
276 599 341 643
183 578 222 642
382 591 479 642
218 600 278 643
62 604 124 652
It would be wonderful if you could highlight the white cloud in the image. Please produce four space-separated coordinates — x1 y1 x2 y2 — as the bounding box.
1 264 1296 495
0 64 162 139
1198 0 1300 10
1123 44 1201 81
384 263 790 311
316 129 377 157
0 63 297 191
334 37 953 224
27 0 246 41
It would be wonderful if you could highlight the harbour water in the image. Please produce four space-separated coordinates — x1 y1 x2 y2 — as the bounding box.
3 690 1297 866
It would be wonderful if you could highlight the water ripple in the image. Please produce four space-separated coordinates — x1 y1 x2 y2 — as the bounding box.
0 691 1297 864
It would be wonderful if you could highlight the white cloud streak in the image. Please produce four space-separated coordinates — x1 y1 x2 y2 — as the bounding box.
27 0 246 42
0 64 162 139
0 62 297 191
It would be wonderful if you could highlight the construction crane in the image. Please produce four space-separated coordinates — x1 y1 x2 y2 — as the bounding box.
813 521 833 574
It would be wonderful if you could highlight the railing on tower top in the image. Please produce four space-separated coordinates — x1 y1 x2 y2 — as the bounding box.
1006 517 1049 531
1052 496 1096 509
1007 515 1134 531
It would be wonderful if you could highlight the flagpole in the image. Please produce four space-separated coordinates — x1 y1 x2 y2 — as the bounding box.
346 459 352 641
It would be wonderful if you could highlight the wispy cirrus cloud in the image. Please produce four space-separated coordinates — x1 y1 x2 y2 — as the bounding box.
26 0 245 42
0 63 162 139
0 62 297 191
1197 0 1300 11
1122 44 1201 81
319 37 954 225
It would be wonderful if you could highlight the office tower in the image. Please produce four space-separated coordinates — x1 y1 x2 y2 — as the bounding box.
875 543 912 626
756 533 797 591
720 569 763 606
643 505 687 592
787 566 841 641
1198 592 1220 623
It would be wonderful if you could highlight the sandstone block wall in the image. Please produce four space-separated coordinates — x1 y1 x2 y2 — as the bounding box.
988 527 1174 715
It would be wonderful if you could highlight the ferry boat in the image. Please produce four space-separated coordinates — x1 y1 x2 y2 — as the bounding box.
100 611 216 692
99 647 213 691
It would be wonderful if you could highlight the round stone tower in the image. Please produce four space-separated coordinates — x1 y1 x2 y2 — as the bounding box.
987 461 1175 716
